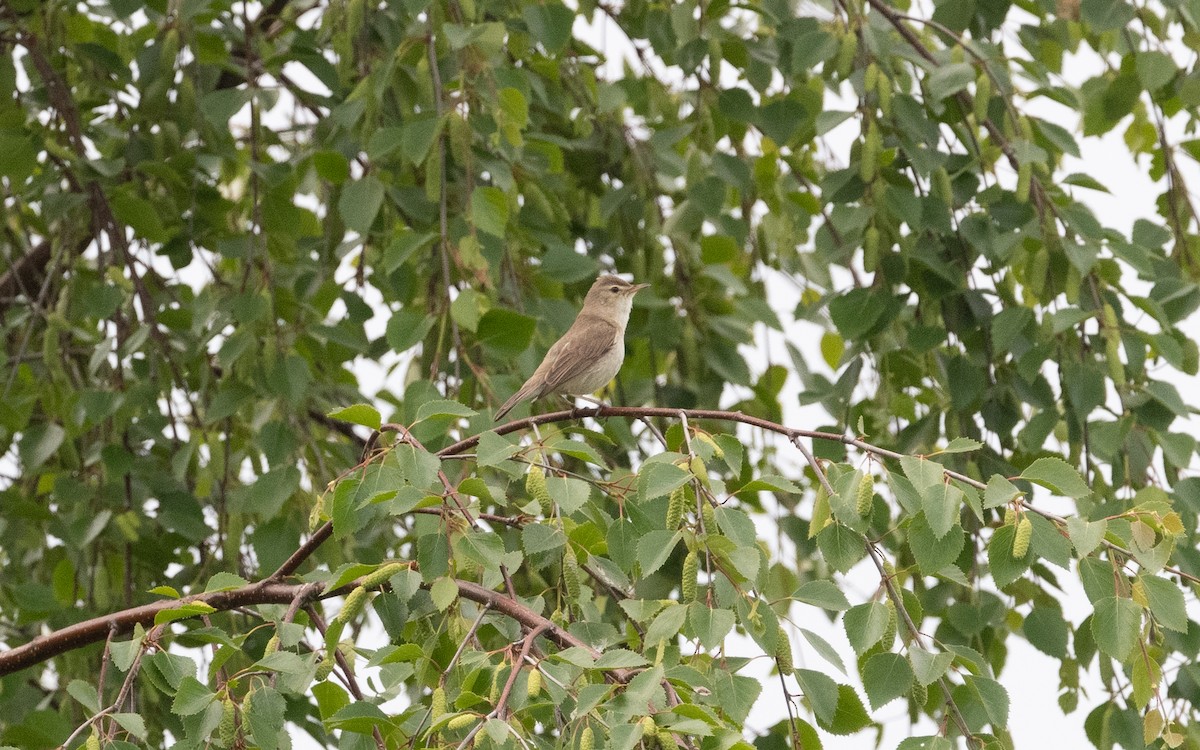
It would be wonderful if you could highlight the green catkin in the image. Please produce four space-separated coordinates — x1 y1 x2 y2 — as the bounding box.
218 697 237 747
775 628 795 676
263 634 280 655
580 725 595 750
1004 507 1017 526
335 586 369 625
864 62 879 91
855 473 874 517
1013 516 1033 558
974 73 991 122
447 714 476 731
864 225 881 268
935 166 953 207
640 716 660 748
1018 115 1034 141
700 502 717 535
563 552 581 602
860 121 880 182
883 598 898 648
86 733 101 750
527 465 552 515
527 668 542 698
836 30 858 78
361 561 406 588
877 73 893 116
316 655 335 680
912 680 928 709
681 550 699 602
665 486 686 530
1015 162 1032 203
432 686 447 720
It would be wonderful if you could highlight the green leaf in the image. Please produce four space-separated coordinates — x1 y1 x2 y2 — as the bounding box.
898 738 953 750
921 482 963 539
1091 596 1143 661
229 465 301 518
415 399 478 422
477 308 537 353
109 189 168 243
338 176 386 234
793 580 851 611
817 684 872 735
793 669 839 723
1023 606 1069 658
1141 575 1187 632
644 602 688 647
983 474 1022 509
687 603 736 651
385 309 436 352
935 437 983 455
637 530 680 576
960 675 1010 728
522 523 566 554
204 572 249 592
66 680 100 713
327 403 382 430
988 523 1031 588
843 601 889 654
927 62 975 101
111 712 148 740
154 601 217 625
470 186 509 237
1066 516 1106 556
171 676 215 716
430 576 458 610
545 475 591 514
594 649 650 669
800 628 847 674
522 2 575 54
327 701 391 734
246 686 287 749
19 423 65 471
909 647 953 686
908 514 964 575
401 116 441 163
1020 457 1090 498
637 461 692 502
477 431 521 466
862 652 914 709
817 523 865 573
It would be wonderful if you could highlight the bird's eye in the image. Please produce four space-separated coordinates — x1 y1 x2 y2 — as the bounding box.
610 286 620 293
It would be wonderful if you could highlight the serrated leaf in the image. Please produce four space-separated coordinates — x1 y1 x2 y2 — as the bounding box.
415 399 478 422
172 676 215 716
1091 596 1143 661
637 462 692 502
843 601 889 654
909 647 954 686
326 403 381 429
793 669 840 723
862 652 914 709
477 431 521 466
936 437 983 455
921 482 963 539
1141 575 1187 632
594 649 650 668
794 579 851 611
204 571 249 592
983 474 1022 509
430 576 458 610
637 530 680 576
1066 516 1106 556
1020 457 1090 498
687 603 736 651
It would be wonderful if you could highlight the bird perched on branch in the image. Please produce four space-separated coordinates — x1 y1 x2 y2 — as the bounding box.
494 274 649 421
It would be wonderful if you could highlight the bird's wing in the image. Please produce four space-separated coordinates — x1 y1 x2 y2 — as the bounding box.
535 315 620 393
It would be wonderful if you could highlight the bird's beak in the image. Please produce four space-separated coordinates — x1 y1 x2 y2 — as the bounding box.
630 283 651 293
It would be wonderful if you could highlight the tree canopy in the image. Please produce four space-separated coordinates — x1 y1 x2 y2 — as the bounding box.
2 0 1200 749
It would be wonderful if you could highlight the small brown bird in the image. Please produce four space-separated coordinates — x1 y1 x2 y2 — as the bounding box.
493 274 649 421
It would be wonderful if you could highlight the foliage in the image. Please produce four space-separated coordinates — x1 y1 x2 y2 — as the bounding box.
2 0 1200 749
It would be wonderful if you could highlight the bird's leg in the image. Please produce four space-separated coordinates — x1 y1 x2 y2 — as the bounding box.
560 394 608 419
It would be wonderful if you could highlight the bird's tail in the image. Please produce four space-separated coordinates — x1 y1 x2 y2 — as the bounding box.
493 381 539 421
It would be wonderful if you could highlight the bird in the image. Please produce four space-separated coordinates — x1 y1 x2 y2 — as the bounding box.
493 274 649 421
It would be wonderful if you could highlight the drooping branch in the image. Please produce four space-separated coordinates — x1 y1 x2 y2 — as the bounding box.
3 404 1182 681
